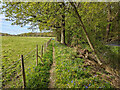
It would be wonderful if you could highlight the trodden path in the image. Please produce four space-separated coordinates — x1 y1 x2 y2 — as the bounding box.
48 45 56 88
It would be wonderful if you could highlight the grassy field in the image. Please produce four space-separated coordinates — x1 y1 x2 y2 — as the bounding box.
1 36 53 88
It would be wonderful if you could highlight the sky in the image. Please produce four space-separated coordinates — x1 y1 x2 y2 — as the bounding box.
0 2 41 35
0 13 41 35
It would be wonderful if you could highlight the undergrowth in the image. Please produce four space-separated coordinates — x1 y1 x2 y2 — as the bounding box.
26 41 53 88
54 41 112 88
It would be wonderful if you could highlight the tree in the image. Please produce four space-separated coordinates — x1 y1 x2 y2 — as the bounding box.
106 2 119 39
1 2 67 44
69 2 102 65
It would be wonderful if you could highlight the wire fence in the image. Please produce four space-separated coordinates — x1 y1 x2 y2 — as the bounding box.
1 38 52 88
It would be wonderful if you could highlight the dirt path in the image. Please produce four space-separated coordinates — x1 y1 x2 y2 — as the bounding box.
48 46 56 88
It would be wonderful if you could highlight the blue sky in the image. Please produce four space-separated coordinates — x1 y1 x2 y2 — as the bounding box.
0 13 41 35
0 2 41 35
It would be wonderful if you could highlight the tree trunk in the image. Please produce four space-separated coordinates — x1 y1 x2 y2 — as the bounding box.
106 23 111 39
106 3 111 39
70 2 102 65
56 33 61 42
61 3 66 44
61 20 65 44
54 28 61 42
61 29 64 43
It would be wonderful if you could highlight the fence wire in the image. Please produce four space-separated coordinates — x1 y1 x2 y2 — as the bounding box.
24 48 36 60
2 38 52 88
24 50 36 82
2 61 22 88
2 58 21 74
2 49 35 88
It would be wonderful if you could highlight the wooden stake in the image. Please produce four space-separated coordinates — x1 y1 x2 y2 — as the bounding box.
36 45 38 66
41 45 43 57
44 43 46 53
21 55 26 88
46 42 48 48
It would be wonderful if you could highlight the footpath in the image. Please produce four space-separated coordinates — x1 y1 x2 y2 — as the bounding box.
48 44 56 88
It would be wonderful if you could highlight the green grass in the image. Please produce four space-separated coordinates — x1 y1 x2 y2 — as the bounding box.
26 42 53 88
2 36 52 65
1 36 54 88
54 41 112 88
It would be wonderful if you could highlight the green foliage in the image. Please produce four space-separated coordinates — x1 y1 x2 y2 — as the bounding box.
26 42 53 88
54 41 112 88
1 2 64 31
103 45 120 69
65 2 119 69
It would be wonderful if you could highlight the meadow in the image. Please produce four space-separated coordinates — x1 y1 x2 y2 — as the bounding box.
1 36 52 88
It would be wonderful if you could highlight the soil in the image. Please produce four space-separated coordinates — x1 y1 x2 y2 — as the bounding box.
48 46 56 88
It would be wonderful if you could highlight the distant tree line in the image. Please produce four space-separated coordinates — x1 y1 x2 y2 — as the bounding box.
0 33 14 36
0 32 55 37
17 32 55 37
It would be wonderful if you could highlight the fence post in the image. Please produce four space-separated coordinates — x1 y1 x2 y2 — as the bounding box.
46 42 48 48
44 43 46 53
21 55 26 88
41 45 43 57
36 45 38 66
47 41 49 46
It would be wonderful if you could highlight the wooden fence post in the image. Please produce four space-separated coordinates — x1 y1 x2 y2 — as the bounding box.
47 41 49 46
41 45 43 57
46 42 48 48
21 55 26 88
44 43 46 53
36 45 38 66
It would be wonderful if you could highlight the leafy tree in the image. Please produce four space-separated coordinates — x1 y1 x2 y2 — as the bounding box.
1 2 66 44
